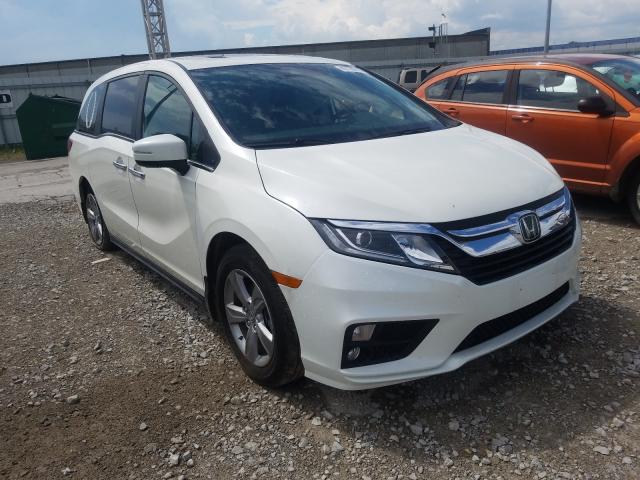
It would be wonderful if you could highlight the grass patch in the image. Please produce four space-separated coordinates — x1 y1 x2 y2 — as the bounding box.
0 145 26 162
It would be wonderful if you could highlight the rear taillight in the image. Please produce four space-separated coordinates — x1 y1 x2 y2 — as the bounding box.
67 138 73 154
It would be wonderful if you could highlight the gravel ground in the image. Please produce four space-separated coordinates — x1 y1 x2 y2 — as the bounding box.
1 197 639 480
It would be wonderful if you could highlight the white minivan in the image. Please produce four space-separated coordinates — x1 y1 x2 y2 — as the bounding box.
69 54 581 390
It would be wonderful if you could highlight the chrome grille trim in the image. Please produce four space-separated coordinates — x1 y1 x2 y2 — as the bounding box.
327 188 572 259
448 190 567 239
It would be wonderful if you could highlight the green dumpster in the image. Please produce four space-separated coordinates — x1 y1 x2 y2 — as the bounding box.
16 94 81 160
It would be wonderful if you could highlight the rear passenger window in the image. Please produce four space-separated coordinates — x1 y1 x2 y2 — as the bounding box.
404 70 417 84
449 70 509 104
77 83 105 135
101 76 140 138
420 69 429 82
517 69 601 111
142 75 192 145
426 78 454 100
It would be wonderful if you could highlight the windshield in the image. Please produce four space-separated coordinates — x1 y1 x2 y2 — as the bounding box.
588 57 640 101
190 63 455 149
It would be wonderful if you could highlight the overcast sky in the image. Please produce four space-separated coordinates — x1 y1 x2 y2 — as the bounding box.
1 0 639 65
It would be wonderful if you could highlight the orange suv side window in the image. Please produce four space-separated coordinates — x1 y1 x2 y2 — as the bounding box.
516 69 601 111
426 77 455 99
450 70 509 104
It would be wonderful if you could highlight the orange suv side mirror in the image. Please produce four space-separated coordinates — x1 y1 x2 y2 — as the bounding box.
577 96 614 116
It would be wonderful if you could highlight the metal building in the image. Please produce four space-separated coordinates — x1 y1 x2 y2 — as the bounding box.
0 29 490 146
3 29 640 147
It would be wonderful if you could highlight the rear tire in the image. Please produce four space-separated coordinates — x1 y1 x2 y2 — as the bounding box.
215 244 304 387
626 171 640 225
84 192 114 251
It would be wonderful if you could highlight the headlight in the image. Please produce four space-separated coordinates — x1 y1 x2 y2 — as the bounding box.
310 219 455 272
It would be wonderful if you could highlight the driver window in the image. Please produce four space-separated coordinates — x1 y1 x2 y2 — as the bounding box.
517 69 600 111
143 75 193 145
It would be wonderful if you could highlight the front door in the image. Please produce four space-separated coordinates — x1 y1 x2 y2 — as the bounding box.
506 67 615 192
128 74 203 292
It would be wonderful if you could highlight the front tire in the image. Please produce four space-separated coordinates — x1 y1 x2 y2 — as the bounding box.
627 170 640 225
215 244 304 387
84 192 114 251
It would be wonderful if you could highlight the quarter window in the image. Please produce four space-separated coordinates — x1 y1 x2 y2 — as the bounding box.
451 70 509 104
517 69 601 111
189 118 207 163
101 76 140 138
77 83 105 134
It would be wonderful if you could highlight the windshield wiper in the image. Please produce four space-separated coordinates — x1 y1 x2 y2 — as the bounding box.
248 137 337 149
368 127 433 140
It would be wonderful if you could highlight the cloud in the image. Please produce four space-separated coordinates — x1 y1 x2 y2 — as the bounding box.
167 0 639 52
0 0 638 65
169 0 464 48
243 33 256 46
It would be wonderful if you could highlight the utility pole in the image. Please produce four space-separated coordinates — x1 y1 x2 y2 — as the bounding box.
141 0 171 59
544 0 552 54
428 24 437 56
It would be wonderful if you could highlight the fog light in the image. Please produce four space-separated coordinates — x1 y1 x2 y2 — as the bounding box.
346 347 360 361
352 324 376 342
341 319 439 369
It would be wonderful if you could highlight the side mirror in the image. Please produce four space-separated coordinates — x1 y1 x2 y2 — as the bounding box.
132 134 189 175
577 96 612 116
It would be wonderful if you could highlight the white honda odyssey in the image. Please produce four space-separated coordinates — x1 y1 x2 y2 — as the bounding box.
68 55 581 390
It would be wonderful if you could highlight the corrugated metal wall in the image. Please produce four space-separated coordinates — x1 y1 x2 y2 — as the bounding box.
0 31 492 145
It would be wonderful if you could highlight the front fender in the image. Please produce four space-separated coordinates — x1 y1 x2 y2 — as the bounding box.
195 149 328 284
605 130 640 194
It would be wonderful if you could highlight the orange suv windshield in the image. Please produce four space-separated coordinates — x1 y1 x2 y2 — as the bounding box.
588 57 640 101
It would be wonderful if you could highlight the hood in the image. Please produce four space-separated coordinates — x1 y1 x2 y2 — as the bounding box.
255 124 564 223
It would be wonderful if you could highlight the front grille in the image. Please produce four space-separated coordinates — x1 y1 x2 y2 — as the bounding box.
432 209 576 285
454 282 570 353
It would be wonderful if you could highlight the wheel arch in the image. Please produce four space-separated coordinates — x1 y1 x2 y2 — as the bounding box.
606 130 640 200
205 231 252 285
616 155 640 201
203 229 275 319
78 176 92 222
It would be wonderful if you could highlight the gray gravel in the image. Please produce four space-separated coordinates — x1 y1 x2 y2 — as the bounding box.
0 197 639 480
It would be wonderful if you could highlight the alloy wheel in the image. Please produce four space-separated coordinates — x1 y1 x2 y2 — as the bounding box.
86 194 104 245
223 269 275 367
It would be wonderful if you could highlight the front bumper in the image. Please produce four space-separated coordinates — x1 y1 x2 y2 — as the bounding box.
284 222 581 390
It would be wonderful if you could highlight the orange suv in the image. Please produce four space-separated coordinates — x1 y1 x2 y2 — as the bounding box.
415 54 640 223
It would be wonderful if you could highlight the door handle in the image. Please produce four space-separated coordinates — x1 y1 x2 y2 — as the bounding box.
511 113 534 123
444 107 459 117
112 158 127 170
128 166 146 179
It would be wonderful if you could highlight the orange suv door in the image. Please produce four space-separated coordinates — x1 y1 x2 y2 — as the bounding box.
438 66 513 135
506 66 616 193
